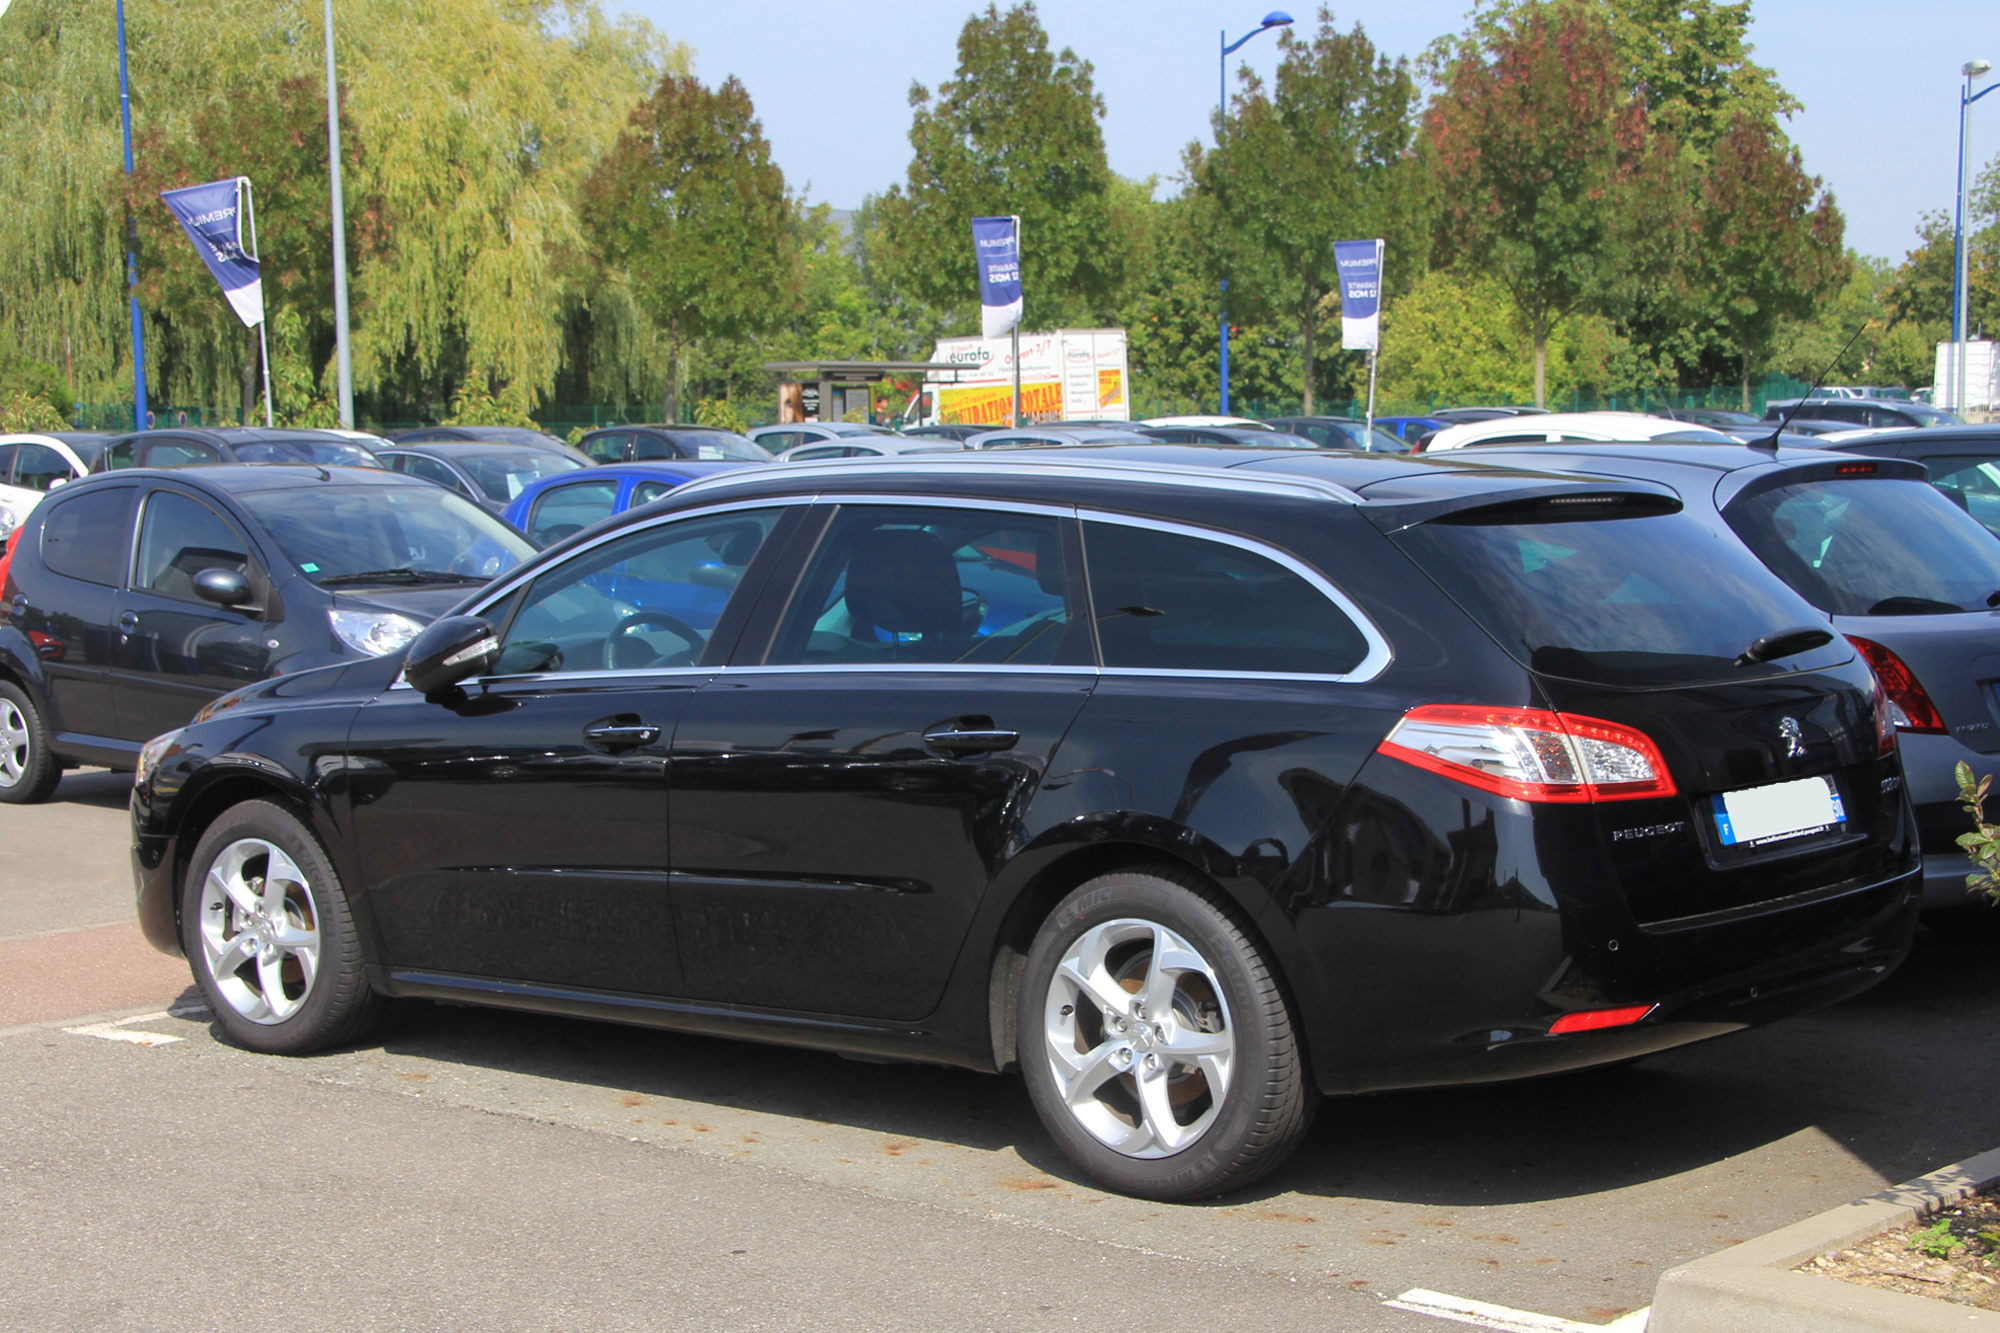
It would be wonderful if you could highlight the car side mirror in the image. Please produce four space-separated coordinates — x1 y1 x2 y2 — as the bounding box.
404 615 499 699
192 568 252 607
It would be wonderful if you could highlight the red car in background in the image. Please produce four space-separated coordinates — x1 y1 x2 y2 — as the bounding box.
0 527 18 593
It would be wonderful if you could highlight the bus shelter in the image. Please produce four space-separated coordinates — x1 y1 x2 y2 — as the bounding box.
762 360 967 427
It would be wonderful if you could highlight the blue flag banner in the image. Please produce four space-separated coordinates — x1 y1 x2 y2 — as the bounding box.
160 177 264 328
971 215 1022 340
1334 238 1384 351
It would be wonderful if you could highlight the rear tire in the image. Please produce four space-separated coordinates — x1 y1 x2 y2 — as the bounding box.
0 682 59 804
180 800 380 1054
1018 865 1316 1200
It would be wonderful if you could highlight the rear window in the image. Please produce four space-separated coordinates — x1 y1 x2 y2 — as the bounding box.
1725 477 2000 616
1396 505 1849 686
38 486 136 586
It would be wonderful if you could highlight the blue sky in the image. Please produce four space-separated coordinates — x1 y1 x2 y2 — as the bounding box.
620 0 1998 266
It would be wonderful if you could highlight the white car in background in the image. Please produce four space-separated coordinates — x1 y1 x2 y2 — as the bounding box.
775 435 969 462
0 433 110 538
1136 415 1272 430
1421 411 1736 452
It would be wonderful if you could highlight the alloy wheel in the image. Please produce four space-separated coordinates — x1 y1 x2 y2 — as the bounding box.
1041 917 1236 1158
0 699 28 787
197 838 322 1024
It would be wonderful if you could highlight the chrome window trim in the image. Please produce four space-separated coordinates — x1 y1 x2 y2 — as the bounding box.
662 456 1366 506
389 665 718 692
808 494 1075 521
723 663 1099 678
1077 508 1394 684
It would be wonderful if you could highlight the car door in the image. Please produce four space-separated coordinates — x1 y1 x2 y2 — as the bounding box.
521 475 623 545
667 500 1097 1021
110 486 274 742
13 483 137 742
12 442 81 496
581 432 632 465
342 503 797 996
384 451 476 500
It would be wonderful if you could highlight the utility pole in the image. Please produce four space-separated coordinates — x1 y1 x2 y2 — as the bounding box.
116 0 148 428
324 0 355 427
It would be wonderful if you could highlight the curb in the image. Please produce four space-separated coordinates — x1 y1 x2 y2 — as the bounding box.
1649 1145 2000 1332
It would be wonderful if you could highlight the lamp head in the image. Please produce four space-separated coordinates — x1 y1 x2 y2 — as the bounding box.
1262 10 1294 27
1967 59 1994 79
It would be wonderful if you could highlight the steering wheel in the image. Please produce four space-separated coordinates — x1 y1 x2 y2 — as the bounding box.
609 610 706 669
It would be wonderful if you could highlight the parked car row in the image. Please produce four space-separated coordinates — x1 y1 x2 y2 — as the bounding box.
6 407 1997 1205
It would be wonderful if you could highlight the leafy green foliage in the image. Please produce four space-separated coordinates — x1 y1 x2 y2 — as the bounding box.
1188 8 1419 412
580 71 801 422
873 3 1139 329
1911 1219 1961 1261
1954 761 2000 906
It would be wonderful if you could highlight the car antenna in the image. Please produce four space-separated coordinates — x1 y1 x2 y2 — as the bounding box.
1757 321 1872 451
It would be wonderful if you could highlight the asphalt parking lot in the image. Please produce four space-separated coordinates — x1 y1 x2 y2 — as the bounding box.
6 769 1999 1331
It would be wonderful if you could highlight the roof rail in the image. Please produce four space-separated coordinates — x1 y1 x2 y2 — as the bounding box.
667 454 1367 506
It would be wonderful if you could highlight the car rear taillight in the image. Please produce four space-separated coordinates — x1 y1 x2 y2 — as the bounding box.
1548 1004 1656 1035
1870 680 1898 756
1847 636 1945 736
1378 705 1676 803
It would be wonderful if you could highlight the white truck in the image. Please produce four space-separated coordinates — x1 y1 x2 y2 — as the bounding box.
905 328 1130 428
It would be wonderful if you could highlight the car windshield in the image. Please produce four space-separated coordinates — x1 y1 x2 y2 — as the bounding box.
665 431 773 461
1901 405 1959 427
451 450 583 502
232 439 383 467
1725 477 2000 615
1395 505 1850 686
237 483 535 586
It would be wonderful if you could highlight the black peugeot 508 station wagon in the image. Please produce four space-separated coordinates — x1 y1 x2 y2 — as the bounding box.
128 448 1920 1199
0 466 535 800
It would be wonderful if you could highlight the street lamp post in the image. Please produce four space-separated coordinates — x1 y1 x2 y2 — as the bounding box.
116 0 148 428
1217 10 1291 416
1956 59 1995 416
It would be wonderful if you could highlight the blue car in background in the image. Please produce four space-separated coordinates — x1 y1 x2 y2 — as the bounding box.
502 461 756 546
1374 416 1449 449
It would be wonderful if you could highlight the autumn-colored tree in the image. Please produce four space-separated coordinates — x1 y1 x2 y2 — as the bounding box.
1188 9 1418 413
873 2 1139 328
1425 3 1656 406
580 72 801 423
1675 116 1846 408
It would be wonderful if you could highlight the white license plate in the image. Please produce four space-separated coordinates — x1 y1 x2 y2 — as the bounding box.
1711 776 1846 848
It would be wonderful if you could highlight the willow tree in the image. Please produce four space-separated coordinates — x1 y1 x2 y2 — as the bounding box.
0 0 679 418
580 72 801 424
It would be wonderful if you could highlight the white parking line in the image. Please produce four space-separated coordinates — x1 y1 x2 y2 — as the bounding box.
1384 1289 1650 1332
63 1012 185 1046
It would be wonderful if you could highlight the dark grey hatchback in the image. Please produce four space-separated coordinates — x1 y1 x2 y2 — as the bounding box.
127 448 1918 1199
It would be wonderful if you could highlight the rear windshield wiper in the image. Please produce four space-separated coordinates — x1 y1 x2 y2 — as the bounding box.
317 568 487 587
1735 625 1834 667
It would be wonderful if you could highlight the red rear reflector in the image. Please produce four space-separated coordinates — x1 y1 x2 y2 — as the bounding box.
1846 636 1946 736
1834 461 1878 476
1378 705 1676 803
1548 1004 1656 1035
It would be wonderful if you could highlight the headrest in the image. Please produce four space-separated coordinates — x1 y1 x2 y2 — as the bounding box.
845 528 961 637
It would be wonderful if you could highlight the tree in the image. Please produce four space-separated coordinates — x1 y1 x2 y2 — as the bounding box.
873 2 1139 330
1607 0 1797 152
1675 115 1846 408
1424 3 1656 407
580 72 801 423
1188 9 1418 413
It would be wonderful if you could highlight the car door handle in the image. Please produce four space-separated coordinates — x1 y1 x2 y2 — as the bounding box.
583 718 660 750
116 610 139 631
921 725 1019 754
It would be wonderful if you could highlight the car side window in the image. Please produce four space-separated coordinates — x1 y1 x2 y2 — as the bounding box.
1082 520 1372 676
13 445 76 492
582 432 630 464
524 477 621 545
766 505 1087 668
0 444 16 484
758 431 802 452
400 455 466 493
493 509 780 676
787 446 847 461
627 434 685 461
630 481 677 507
39 486 138 586
135 491 252 601
101 438 138 471
141 438 220 467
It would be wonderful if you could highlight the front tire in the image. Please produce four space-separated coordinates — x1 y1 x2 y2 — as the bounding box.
1019 865 1315 1200
180 800 380 1054
0 682 59 804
